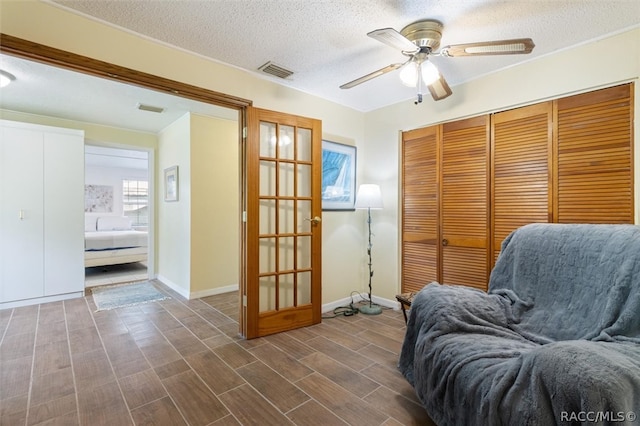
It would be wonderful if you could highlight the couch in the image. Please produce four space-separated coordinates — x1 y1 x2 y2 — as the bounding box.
399 223 640 425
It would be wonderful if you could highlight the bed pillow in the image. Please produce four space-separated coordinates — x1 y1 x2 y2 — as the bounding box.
85 216 97 232
97 216 132 231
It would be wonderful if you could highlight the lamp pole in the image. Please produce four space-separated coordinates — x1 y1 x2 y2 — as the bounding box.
360 205 382 315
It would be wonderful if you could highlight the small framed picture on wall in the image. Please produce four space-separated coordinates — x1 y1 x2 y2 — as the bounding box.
164 165 179 202
321 140 357 211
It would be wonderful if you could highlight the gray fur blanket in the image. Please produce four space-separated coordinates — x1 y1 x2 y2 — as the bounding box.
398 223 640 425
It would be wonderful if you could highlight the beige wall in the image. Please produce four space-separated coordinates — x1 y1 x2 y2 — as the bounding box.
363 28 640 302
190 113 239 296
3 1 637 308
1 1 367 306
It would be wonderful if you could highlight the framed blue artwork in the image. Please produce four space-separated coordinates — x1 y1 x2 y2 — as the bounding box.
322 140 356 211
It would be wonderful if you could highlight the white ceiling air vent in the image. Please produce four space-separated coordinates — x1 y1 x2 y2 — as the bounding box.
137 103 164 113
258 61 294 79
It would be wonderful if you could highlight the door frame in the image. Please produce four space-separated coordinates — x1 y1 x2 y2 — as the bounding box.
1 34 255 325
83 141 155 283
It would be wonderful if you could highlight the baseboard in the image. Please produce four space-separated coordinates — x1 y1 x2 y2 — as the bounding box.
156 274 190 299
155 276 238 300
190 284 239 299
0 291 84 310
153 277 399 312
322 293 400 313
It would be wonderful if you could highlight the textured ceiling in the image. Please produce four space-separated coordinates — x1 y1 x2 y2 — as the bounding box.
1 1 639 135
50 0 640 111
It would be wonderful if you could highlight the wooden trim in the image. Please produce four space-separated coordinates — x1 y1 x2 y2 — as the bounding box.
631 84 636 222
551 100 559 223
0 33 252 110
436 124 443 282
244 106 260 338
484 116 492 284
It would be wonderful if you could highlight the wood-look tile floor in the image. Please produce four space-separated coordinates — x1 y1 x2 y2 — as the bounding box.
0 281 435 426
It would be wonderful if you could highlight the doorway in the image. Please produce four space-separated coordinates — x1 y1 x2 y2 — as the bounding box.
1 34 323 338
84 144 152 287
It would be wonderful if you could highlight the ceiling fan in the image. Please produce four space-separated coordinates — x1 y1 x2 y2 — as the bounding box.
340 19 535 104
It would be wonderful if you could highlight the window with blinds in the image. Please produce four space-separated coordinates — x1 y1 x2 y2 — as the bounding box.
123 179 148 226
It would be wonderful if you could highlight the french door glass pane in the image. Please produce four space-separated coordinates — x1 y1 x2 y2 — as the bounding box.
297 200 312 233
259 275 276 311
260 122 276 158
279 162 294 197
297 164 311 197
298 271 311 305
297 128 311 162
279 273 295 308
260 161 276 196
280 125 295 160
259 199 275 235
297 236 311 269
279 200 294 234
259 237 276 274
279 236 294 271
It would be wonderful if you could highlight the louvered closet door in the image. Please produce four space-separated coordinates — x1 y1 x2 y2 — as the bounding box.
441 117 490 290
555 83 634 224
491 103 552 264
402 126 439 293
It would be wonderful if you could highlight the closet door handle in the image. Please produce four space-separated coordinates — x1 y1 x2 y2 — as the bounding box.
442 238 449 246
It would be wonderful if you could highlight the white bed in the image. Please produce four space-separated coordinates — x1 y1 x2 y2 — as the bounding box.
85 216 148 267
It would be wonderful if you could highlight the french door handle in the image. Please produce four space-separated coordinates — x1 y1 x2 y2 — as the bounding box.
305 216 322 225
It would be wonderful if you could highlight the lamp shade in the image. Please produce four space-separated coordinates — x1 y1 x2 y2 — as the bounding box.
355 184 383 210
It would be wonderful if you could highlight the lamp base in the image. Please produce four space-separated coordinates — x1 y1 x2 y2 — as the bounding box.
359 304 382 315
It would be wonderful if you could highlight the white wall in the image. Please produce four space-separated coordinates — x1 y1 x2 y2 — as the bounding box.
85 165 148 218
363 28 640 302
157 113 191 295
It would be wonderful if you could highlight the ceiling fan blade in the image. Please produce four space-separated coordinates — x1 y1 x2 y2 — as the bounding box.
368 28 419 53
440 38 534 57
340 63 405 89
427 74 453 101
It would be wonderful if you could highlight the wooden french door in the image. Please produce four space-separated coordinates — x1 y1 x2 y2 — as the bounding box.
241 107 322 339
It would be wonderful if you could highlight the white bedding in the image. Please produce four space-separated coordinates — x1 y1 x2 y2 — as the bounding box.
85 230 148 251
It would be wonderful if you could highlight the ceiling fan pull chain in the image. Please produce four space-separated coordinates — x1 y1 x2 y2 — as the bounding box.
415 63 424 105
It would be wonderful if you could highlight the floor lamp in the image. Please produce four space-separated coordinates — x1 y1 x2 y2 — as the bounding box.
355 184 383 315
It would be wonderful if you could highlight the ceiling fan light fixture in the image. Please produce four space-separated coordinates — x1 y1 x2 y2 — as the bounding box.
399 61 418 87
0 70 16 88
399 60 439 87
420 61 439 85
